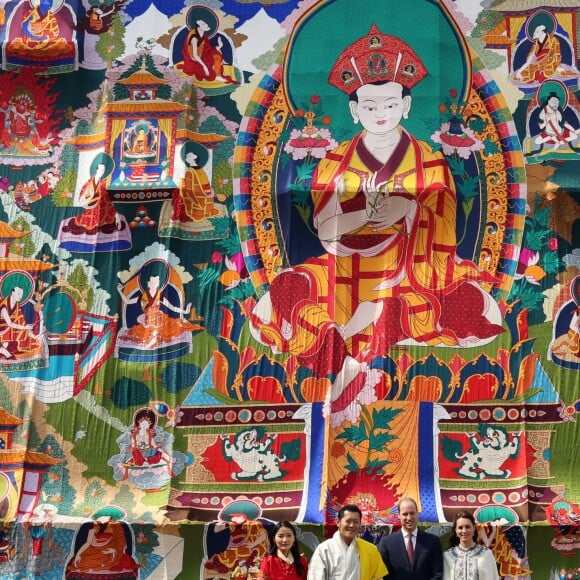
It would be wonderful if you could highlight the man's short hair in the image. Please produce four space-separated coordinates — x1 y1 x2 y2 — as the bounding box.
338 504 362 520
397 497 418 512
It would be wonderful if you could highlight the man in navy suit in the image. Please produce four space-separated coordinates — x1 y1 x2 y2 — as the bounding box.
377 497 443 579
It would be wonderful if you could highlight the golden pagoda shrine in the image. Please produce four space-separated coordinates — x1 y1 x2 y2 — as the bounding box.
0 408 60 521
102 59 187 201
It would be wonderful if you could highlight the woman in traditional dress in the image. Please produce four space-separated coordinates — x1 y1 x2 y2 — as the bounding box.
260 521 308 580
443 511 499 580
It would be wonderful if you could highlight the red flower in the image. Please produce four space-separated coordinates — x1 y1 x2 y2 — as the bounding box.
295 108 305 118
321 115 332 125
449 88 458 98
310 94 321 104
548 237 558 251
211 251 223 264
438 104 447 114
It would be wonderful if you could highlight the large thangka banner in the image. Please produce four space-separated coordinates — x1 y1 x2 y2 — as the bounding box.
0 0 577 577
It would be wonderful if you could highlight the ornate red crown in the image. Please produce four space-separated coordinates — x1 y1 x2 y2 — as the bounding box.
328 25 428 94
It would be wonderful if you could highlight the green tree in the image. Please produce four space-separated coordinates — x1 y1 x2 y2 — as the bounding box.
8 217 34 257
131 523 160 568
175 84 200 131
37 435 76 514
0 376 14 413
51 167 76 207
12 399 41 449
59 143 80 174
96 13 125 68
112 484 138 520
471 7 503 38
67 264 95 311
74 479 106 518
199 116 234 166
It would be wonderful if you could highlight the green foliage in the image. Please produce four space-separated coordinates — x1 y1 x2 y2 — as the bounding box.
175 84 200 131
482 136 500 156
212 160 234 198
467 38 505 70
132 523 160 558
95 13 126 67
74 480 106 517
12 400 41 449
471 8 503 38
506 192 565 323
38 435 76 514
199 116 235 165
335 406 403 475
9 217 34 257
219 279 257 310
0 375 14 413
113 485 138 520
67 264 95 311
111 377 152 409
51 168 76 207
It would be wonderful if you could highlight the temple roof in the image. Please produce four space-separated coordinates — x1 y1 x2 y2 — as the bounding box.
25 451 62 468
102 99 187 115
482 20 516 48
0 258 56 274
0 408 23 429
118 68 166 87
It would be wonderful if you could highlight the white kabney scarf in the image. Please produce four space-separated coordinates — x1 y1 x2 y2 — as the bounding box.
332 530 360 580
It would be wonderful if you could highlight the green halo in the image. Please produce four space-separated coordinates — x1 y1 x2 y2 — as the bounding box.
283 0 469 144
537 80 568 109
186 6 219 38
138 259 170 294
474 505 518 525
218 499 261 522
92 505 126 522
526 10 556 39
571 275 580 305
180 140 209 168
89 152 115 179
134 123 150 135
0 271 34 302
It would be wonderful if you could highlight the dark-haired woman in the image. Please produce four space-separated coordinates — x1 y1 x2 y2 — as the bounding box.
260 521 308 580
443 511 499 580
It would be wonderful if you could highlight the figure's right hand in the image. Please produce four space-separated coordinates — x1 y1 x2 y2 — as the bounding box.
362 172 389 219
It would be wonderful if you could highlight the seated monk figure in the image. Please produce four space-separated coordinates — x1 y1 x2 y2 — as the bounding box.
65 507 139 579
117 264 202 350
515 22 562 83
8 0 75 61
172 141 219 222
0 283 43 360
